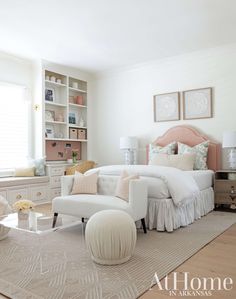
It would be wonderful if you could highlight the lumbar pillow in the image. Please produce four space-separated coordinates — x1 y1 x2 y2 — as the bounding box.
149 153 196 171
149 142 176 163
71 171 98 195
15 167 35 177
178 141 209 170
115 171 139 201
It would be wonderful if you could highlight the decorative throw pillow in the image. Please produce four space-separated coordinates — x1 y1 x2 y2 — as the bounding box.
178 141 209 170
149 142 177 163
148 153 196 171
34 157 46 176
71 171 98 195
15 167 35 177
115 171 140 202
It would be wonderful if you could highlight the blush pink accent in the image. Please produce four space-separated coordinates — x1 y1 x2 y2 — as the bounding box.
46 140 81 161
146 125 221 171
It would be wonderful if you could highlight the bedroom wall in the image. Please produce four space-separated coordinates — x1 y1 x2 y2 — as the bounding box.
90 43 236 168
0 51 33 87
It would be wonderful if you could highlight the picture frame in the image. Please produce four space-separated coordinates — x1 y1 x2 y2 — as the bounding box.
183 87 212 120
45 127 54 138
45 88 55 102
45 110 55 122
153 92 180 122
69 112 76 124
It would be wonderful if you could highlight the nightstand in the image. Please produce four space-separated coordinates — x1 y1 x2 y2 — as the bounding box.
214 170 236 209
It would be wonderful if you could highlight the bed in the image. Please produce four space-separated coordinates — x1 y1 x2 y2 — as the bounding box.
88 125 221 232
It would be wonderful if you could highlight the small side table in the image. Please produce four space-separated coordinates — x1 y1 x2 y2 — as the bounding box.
214 170 236 210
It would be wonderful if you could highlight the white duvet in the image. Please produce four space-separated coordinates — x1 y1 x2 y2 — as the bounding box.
87 165 200 207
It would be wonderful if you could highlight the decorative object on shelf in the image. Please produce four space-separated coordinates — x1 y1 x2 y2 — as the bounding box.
79 115 85 127
45 75 50 81
78 129 86 140
69 128 78 139
50 76 56 82
45 127 54 138
69 96 74 103
55 112 64 122
56 78 62 84
154 92 180 122
75 95 83 105
69 112 76 124
223 131 236 169
13 199 35 221
45 110 55 121
72 150 78 164
183 87 212 120
120 136 138 165
72 82 79 89
45 88 55 102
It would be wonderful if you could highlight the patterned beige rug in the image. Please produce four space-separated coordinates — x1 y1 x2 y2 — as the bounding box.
0 211 235 299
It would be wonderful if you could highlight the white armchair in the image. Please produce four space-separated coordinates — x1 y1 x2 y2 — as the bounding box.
52 175 148 233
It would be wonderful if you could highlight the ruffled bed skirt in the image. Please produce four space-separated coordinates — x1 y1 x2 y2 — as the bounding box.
145 187 214 232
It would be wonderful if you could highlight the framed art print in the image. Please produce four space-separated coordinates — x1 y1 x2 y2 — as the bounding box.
154 92 180 122
45 88 55 102
183 87 212 120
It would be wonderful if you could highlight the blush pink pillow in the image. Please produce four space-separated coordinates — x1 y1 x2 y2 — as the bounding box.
71 172 98 195
115 171 139 201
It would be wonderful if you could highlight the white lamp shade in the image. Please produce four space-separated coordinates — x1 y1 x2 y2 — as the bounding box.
120 137 138 149
223 131 236 148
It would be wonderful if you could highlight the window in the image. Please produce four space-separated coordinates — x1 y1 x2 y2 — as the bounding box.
0 83 31 171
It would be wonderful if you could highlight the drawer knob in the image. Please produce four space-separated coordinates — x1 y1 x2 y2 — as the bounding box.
16 194 22 199
36 192 42 196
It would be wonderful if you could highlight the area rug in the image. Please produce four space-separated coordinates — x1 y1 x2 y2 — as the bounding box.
0 211 235 299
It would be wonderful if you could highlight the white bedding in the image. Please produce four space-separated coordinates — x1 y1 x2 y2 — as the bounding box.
87 165 214 232
186 170 214 190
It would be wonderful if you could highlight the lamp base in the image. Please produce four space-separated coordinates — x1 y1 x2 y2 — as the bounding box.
228 148 236 169
123 149 137 165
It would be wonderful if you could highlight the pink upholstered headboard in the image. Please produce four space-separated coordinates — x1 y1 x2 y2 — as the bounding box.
146 125 221 171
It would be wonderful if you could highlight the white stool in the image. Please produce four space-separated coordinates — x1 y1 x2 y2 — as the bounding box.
85 210 137 265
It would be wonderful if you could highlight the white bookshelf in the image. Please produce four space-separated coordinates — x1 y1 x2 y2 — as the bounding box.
43 69 88 161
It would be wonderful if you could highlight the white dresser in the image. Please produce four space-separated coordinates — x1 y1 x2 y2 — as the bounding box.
0 176 50 205
46 163 73 200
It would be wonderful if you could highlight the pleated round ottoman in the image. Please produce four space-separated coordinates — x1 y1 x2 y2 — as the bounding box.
85 210 137 265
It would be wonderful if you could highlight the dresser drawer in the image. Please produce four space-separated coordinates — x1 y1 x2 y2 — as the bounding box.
214 180 236 192
51 188 61 199
215 193 235 204
30 185 48 202
8 188 28 204
50 176 61 188
49 167 65 177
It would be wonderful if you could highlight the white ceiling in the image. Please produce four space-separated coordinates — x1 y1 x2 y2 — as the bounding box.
0 0 236 73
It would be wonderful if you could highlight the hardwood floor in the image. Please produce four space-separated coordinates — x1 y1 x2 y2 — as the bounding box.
141 224 236 299
0 206 235 299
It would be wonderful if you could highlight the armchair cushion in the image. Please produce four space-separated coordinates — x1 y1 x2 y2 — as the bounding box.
71 172 98 195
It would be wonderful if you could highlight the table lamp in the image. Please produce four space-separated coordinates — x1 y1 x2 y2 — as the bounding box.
223 131 236 169
120 137 138 165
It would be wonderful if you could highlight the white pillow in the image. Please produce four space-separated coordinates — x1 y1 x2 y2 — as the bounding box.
115 171 139 201
71 172 98 195
149 142 177 163
148 153 196 171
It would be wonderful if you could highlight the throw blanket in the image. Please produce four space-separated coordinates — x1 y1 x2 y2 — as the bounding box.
87 165 200 207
